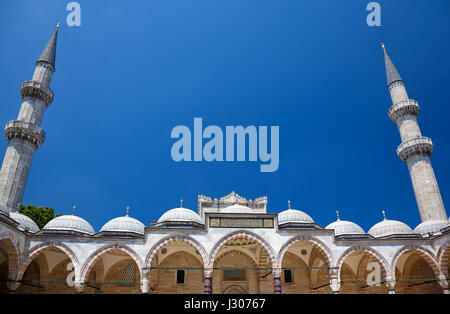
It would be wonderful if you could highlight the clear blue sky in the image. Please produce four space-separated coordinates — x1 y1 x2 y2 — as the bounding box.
0 0 449 232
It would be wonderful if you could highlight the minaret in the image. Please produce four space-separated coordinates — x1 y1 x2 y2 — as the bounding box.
0 24 59 214
383 43 447 222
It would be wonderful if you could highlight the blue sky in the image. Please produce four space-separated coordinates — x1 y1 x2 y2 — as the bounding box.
0 0 449 232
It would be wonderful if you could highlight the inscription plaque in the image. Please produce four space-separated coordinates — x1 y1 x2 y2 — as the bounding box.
209 217 274 228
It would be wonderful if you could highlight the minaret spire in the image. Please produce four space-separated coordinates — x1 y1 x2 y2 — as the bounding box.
37 23 59 72
382 43 403 87
0 26 59 214
384 45 447 222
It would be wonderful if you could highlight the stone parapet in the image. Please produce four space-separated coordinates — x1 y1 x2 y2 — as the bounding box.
5 120 45 149
20 80 54 107
388 99 419 123
397 136 433 162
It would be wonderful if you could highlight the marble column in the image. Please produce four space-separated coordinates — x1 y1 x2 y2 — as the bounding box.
204 267 213 294
273 267 282 294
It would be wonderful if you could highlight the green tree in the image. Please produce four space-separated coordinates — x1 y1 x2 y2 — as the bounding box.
19 204 61 229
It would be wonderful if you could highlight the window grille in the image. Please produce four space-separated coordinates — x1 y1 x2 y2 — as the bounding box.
121 264 135 285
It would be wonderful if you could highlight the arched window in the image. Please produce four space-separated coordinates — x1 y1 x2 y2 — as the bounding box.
121 263 135 285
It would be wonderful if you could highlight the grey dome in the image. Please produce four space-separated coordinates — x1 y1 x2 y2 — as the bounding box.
10 212 39 233
326 219 365 236
278 209 314 225
368 219 413 238
43 215 95 235
158 207 202 224
100 215 145 235
414 219 449 235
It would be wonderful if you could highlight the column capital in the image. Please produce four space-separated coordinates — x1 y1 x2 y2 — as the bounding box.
386 281 396 294
204 267 214 278
272 267 282 279
74 282 85 294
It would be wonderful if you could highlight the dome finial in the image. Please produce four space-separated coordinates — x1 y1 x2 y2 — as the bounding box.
336 210 340 221
72 205 76 215
288 200 291 209
382 210 386 220
180 199 183 208
126 206 130 216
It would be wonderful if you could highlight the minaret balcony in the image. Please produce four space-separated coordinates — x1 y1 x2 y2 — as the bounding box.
388 99 419 123
4 120 46 149
20 80 54 107
396 136 433 162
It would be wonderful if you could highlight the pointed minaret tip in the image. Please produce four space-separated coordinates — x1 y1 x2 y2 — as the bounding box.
36 25 59 71
382 43 403 87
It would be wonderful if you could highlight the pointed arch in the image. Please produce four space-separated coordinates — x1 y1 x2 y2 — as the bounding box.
277 235 333 269
208 230 276 268
145 233 208 269
80 243 144 283
18 241 79 282
0 232 20 281
336 246 390 283
438 241 450 279
391 245 440 282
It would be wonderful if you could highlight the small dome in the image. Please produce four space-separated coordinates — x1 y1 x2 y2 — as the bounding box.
10 212 39 233
368 218 413 238
100 215 145 235
278 209 314 225
43 215 95 235
221 203 254 214
326 219 365 236
158 207 202 224
414 219 449 235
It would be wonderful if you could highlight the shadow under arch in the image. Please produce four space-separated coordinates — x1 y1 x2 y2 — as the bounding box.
19 241 79 282
80 243 144 284
0 233 20 281
438 241 450 280
336 246 390 294
391 244 442 294
213 249 263 294
145 233 208 269
337 246 390 280
391 245 440 281
277 235 333 269
17 241 79 293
